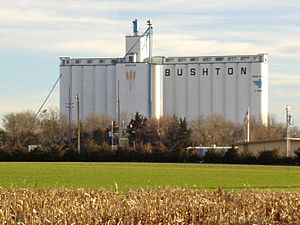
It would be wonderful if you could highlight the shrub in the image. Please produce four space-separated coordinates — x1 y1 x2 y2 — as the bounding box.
240 150 257 164
224 147 240 164
204 149 225 163
257 149 281 165
294 148 300 165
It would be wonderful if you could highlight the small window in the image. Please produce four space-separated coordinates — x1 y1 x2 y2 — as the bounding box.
215 57 224 61
87 59 92 64
111 59 117 64
228 57 236 61
166 58 174 62
241 56 250 61
178 58 186 62
66 60 69 64
190 58 197 62
129 56 133 62
203 57 211 62
99 59 105 63
75 60 81 64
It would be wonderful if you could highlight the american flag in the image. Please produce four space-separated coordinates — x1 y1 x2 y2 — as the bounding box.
244 109 249 124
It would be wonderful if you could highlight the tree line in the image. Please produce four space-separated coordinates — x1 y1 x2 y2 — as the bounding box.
0 108 299 164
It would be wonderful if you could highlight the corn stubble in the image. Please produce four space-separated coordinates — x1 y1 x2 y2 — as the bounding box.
0 188 299 224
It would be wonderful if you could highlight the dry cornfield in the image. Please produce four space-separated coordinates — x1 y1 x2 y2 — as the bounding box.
0 188 299 224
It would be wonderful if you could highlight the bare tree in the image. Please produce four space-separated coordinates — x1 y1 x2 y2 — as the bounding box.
83 114 111 137
39 108 69 146
158 116 177 145
81 113 112 145
2 110 39 147
0 128 8 148
249 115 287 141
191 114 296 147
142 118 161 147
191 114 243 146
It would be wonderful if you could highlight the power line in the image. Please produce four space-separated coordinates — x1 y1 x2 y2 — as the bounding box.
34 74 62 119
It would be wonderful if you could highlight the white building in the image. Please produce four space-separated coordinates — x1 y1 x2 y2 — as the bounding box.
60 20 268 124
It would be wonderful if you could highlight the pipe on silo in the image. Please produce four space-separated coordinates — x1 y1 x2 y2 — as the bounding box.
133 19 138 34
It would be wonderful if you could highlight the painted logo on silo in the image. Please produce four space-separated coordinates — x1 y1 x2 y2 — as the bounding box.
126 70 136 92
252 76 262 92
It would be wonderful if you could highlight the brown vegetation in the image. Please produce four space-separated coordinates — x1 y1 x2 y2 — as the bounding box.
0 188 299 224
1 110 300 164
2 109 297 151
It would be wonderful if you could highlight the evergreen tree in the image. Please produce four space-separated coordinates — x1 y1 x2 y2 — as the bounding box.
127 112 147 145
177 118 192 148
162 117 192 152
141 119 161 147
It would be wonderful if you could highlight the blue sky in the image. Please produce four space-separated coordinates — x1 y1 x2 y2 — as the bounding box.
0 0 300 126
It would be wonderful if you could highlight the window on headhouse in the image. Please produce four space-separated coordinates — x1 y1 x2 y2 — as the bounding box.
129 56 133 62
75 60 81 64
203 57 211 62
87 59 92 64
166 58 174 62
241 56 250 61
178 58 186 62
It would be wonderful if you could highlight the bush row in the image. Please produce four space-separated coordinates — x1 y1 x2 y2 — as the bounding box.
203 148 300 165
0 145 299 165
0 145 194 163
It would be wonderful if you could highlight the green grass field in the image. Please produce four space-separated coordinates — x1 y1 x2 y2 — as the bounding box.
0 162 299 191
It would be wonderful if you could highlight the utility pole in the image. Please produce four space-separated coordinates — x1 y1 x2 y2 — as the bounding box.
111 120 114 150
117 80 121 145
244 106 250 142
66 86 73 151
285 105 292 157
147 19 153 118
76 94 81 153
246 106 250 142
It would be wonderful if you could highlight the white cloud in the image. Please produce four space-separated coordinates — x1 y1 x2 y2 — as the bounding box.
0 0 299 58
52 40 123 57
13 0 294 13
270 72 300 86
268 70 300 125
153 34 264 56
0 90 59 115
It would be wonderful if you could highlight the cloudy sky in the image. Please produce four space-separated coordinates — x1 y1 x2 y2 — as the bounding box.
0 0 299 126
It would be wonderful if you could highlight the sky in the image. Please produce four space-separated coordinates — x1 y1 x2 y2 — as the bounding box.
0 0 300 127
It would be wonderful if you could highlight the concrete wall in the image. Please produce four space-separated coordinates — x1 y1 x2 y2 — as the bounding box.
116 63 163 119
237 139 300 157
162 54 268 124
60 54 268 124
125 35 148 62
60 62 117 121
